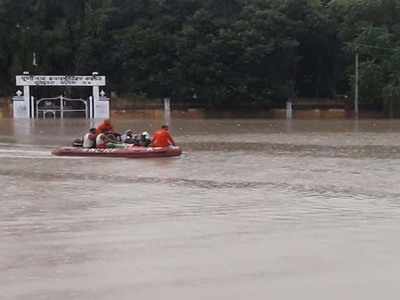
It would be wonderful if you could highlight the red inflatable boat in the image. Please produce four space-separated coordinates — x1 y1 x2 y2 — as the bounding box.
52 145 182 158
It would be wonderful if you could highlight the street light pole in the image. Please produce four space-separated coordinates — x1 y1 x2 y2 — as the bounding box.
354 52 359 119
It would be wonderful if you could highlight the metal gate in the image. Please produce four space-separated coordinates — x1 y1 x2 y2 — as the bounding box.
35 96 88 119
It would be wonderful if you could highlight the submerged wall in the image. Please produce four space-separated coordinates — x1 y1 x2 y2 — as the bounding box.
0 97 11 118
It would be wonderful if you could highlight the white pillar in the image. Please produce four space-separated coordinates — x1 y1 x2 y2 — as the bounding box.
93 87 110 119
286 101 293 119
89 96 94 118
93 86 99 103
93 86 100 119
164 97 171 125
23 85 30 118
30 96 35 119
60 95 64 119
12 90 26 119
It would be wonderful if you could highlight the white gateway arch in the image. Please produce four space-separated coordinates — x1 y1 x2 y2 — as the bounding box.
12 73 110 119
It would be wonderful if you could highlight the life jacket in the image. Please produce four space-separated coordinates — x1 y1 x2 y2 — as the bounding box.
152 129 174 147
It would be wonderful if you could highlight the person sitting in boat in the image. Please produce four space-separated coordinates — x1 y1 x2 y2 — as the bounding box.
96 131 110 148
151 125 176 147
121 129 138 144
140 131 152 147
96 130 127 149
96 119 121 140
83 128 97 148
96 119 113 134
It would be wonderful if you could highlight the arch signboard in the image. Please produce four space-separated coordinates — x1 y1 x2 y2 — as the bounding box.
13 74 109 119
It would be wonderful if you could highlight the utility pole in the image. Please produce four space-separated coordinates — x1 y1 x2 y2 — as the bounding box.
354 52 359 119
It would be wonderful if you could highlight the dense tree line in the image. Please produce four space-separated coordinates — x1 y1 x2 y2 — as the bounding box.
0 0 400 111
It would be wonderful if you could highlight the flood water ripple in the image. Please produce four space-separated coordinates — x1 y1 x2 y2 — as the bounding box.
1 119 400 300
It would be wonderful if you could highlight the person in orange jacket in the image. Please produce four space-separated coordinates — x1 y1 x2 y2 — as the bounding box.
151 125 176 147
96 119 114 134
96 119 122 143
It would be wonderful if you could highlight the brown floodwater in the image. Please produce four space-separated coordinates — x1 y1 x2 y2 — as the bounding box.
1 118 400 299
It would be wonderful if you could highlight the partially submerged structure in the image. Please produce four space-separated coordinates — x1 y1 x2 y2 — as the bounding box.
12 72 110 119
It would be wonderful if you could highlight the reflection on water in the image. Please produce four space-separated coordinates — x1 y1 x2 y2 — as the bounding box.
1 118 400 300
